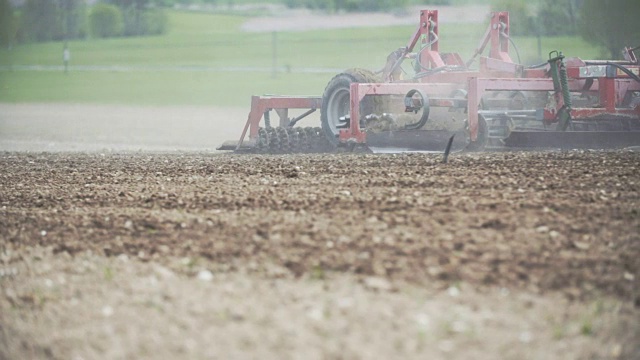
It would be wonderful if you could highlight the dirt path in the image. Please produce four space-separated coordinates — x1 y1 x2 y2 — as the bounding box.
0 103 248 152
1 151 639 359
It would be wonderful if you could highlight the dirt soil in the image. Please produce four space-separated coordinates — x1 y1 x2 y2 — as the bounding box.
1 150 639 359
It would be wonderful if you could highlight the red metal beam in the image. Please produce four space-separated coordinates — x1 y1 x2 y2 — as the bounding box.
236 96 322 150
344 83 366 142
571 108 639 118
354 82 461 100
489 12 512 63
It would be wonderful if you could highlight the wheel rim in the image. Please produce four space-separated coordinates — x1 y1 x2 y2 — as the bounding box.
326 87 350 136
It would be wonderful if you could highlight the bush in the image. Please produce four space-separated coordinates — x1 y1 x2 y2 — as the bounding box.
89 3 124 38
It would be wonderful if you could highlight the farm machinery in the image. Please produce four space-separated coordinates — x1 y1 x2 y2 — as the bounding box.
218 9 640 153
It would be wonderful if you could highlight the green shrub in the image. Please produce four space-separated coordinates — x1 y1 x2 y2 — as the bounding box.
89 3 124 38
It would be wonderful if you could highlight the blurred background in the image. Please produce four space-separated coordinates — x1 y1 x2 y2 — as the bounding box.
0 0 638 151
2 0 639 106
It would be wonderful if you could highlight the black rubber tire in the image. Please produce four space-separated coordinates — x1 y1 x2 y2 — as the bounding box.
465 114 488 152
320 68 381 146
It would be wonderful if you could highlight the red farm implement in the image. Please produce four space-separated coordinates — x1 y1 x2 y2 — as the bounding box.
218 9 640 153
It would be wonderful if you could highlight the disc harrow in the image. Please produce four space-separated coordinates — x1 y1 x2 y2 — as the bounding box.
218 9 640 153
254 126 331 153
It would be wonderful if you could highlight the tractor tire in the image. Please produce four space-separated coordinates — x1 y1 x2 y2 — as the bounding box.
321 68 382 146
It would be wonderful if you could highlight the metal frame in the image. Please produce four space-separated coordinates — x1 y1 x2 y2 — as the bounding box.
228 9 640 151
338 9 640 145
236 95 321 150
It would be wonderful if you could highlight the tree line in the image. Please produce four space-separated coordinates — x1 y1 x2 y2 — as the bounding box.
1 0 638 60
288 0 638 59
283 0 413 12
0 0 169 46
492 0 639 59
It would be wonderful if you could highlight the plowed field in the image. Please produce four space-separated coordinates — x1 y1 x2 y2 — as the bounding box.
1 151 639 359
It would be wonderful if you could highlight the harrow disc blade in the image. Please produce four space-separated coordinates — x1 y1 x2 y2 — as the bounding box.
366 130 468 153
504 131 640 149
216 139 256 151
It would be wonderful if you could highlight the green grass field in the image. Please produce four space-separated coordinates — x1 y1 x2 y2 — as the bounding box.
0 10 601 106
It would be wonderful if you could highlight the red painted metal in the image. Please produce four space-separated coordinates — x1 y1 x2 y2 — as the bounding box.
418 10 445 70
467 77 480 140
570 108 639 118
344 83 366 142
600 78 617 111
480 57 522 76
236 95 322 150
489 12 512 63
230 9 640 150
624 46 639 63
337 9 638 144
354 83 461 99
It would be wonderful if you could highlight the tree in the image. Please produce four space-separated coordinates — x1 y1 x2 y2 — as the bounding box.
118 0 147 36
285 0 410 12
89 3 123 38
60 0 88 40
536 0 581 36
107 0 167 36
579 0 640 59
18 0 87 43
22 0 64 42
0 0 17 47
